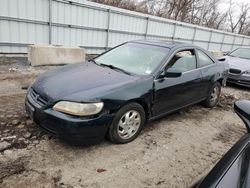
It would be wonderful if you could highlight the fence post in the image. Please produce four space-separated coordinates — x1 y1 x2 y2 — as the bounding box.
192 27 197 44
231 35 236 51
105 8 111 50
49 0 52 44
172 23 177 41
220 34 225 51
241 37 245 47
207 30 212 50
145 17 149 39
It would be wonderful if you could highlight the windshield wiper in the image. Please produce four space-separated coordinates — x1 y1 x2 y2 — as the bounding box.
88 59 98 64
228 55 250 60
99 63 131 75
239 56 250 60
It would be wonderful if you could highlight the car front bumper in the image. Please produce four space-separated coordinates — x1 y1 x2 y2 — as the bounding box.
227 73 250 88
25 90 114 145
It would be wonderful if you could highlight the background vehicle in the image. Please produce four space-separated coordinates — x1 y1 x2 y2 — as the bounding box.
195 99 250 188
25 40 228 145
224 48 250 87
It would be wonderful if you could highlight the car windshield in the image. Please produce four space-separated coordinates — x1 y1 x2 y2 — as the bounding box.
229 48 250 59
95 43 168 75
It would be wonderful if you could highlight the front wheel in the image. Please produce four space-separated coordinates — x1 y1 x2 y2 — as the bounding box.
203 82 221 108
107 103 145 144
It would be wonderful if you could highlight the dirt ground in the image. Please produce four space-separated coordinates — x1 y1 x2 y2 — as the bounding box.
0 56 250 188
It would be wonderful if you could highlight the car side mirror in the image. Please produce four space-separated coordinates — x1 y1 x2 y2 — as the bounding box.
158 69 182 79
234 100 250 133
164 68 182 78
217 57 226 62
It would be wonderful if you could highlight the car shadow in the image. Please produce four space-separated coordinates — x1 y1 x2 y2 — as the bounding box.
142 104 205 134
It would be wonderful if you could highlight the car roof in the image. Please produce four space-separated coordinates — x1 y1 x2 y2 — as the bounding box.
129 39 195 49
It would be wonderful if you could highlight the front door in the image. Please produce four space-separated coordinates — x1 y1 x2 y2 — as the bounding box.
152 49 203 116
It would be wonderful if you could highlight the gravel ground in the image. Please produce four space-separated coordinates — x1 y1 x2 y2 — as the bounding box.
0 56 249 188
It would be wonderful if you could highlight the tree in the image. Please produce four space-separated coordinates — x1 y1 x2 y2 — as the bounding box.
91 0 250 36
228 0 250 34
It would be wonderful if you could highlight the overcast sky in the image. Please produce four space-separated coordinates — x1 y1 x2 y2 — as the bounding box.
218 0 249 15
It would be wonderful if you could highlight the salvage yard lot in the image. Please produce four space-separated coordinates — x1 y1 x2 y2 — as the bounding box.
0 56 249 188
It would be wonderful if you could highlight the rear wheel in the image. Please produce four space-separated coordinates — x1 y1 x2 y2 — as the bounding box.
108 103 145 144
203 82 221 108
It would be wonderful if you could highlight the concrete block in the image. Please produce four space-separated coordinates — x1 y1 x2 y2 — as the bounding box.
210 51 223 58
28 45 85 66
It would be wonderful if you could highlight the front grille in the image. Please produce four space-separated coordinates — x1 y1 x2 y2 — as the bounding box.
29 88 48 107
227 78 250 85
229 68 241 74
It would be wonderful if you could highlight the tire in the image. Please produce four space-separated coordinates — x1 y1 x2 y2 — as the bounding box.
108 103 146 144
203 82 221 108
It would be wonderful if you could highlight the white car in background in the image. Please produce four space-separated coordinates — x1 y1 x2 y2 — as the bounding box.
225 48 250 87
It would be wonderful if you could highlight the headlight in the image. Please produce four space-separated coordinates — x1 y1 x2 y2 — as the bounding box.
243 70 250 75
53 101 104 116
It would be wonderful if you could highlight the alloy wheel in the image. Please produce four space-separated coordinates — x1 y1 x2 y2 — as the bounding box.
117 110 141 139
210 86 220 103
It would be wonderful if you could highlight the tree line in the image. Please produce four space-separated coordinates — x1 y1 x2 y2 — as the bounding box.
91 0 250 36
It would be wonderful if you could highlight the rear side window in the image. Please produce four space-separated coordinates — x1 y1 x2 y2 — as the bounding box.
197 50 215 67
166 50 197 72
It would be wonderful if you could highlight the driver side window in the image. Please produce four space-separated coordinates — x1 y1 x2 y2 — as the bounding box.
166 49 197 72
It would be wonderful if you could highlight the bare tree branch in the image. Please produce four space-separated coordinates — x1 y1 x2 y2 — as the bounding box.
91 0 250 36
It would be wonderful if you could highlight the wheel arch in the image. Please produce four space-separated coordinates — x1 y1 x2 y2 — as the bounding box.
217 78 224 86
115 99 151 121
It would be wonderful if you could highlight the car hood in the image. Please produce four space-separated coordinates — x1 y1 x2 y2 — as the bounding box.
32 62 143 102
225 56 250 71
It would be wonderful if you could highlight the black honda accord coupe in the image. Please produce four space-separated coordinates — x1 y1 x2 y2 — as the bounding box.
25 40 228 145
